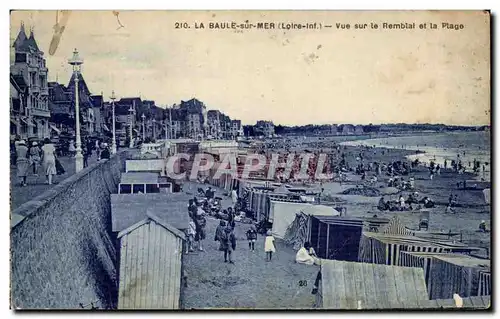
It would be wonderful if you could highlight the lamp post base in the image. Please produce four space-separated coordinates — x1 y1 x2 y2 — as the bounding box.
74 152 84 173
111 143 117 155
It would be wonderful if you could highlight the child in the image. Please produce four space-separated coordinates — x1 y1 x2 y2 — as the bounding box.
219 227 236 264
214 220 227 242
246 225 257 251
264 230 276 261
186 218 196 253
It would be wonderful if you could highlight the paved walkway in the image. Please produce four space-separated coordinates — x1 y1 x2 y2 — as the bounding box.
182 187 319 309
10 154 99 211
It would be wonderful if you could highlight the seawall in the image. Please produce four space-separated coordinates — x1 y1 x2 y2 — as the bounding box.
10 151 130 309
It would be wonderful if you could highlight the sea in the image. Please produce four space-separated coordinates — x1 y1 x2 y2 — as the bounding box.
340 131 491 181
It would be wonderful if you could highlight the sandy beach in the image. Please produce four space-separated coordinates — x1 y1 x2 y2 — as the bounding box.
256 133 490 254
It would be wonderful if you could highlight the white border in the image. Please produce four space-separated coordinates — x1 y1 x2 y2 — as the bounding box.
1 1 497 318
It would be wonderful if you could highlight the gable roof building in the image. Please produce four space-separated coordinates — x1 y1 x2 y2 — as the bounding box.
117 212 185 309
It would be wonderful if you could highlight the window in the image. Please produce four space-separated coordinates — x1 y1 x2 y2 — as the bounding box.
15 53 27 63
132 184 145 194
145 184 160 193
119 184 132 194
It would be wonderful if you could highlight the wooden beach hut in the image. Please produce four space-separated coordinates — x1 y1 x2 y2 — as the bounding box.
358 232 480 266
117 212 185 309
478 271 491 296
111 193 191 233
118 171 172 194
315 260 429 309
120 172 159 184
398 251 490 300
309 216 363 261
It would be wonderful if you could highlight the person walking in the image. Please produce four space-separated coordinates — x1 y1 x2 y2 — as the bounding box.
214 220 227 242
29 141 41 176
15 140 29 187
194 204 207 251
41 138 57 185
246 225 257 251
68 140 76 157
231 188 238 209
95 139 101 161
100 143 111 160
264 230 276 262
227 207 236 229
186 217 196 253
219 227 236 264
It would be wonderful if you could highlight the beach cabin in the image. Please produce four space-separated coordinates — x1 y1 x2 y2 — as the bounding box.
398 251 490 299
478 271 491 296
118 172 172 194
315 260 429 309
117 212 185 309
358 232 480 265
308 216 389 261
111 193 191 233
125 158 166 175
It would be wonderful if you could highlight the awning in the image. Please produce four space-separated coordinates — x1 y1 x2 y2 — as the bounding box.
102 123 110 132
50 124 61 134
21 118 36 127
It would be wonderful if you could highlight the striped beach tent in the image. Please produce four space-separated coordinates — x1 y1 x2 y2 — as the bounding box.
382 216 413 236
398 251 490 300
358 232 478 266
478 271 491 296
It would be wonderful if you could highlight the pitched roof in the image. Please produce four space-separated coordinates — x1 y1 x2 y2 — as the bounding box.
12 23 27 49
320 260 429 309
26 29 40 52
10 74 26 92
67 72 91 96
117 211 186 240
111 193 191 232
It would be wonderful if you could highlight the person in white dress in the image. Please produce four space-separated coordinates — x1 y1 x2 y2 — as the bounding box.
41 138 57 185
296 242 320 265
231 189 238 208
264 230 276 262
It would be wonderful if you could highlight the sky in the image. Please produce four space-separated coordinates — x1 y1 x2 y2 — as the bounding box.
10 10 490 126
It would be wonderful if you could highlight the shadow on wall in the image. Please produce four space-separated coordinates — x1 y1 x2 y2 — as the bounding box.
10 150 133 309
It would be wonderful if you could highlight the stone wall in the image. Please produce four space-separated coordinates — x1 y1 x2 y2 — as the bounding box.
10 151 130 309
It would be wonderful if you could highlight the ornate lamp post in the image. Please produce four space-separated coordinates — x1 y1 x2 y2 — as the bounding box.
68 48 84 172
110 90 117 154
164 119 168 140
141 113 146 140
152 118 156 140
128 105 134 148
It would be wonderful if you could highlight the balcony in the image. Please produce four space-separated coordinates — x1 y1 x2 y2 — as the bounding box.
31 108 50 118
30 85 40 94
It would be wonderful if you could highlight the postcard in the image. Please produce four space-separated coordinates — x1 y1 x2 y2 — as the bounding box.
9 10 490 310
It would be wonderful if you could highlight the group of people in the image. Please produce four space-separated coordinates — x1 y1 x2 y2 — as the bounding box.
13 135 114 187
14 138 61 186
186 186 280 264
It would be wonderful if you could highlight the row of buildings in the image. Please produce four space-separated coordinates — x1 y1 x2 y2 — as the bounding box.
9 23 243 142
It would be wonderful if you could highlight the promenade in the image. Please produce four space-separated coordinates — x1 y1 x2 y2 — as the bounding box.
10 154 99 211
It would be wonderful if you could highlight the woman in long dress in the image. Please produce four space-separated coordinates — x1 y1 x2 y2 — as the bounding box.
41 138 57 185
16 140 29 186
29 141 41 176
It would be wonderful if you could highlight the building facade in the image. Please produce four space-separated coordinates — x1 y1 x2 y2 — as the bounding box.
255 120 275 137
11 23 50 139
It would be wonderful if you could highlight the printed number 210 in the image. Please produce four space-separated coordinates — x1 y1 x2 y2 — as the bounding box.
175 22 190 29
299 280 307 286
